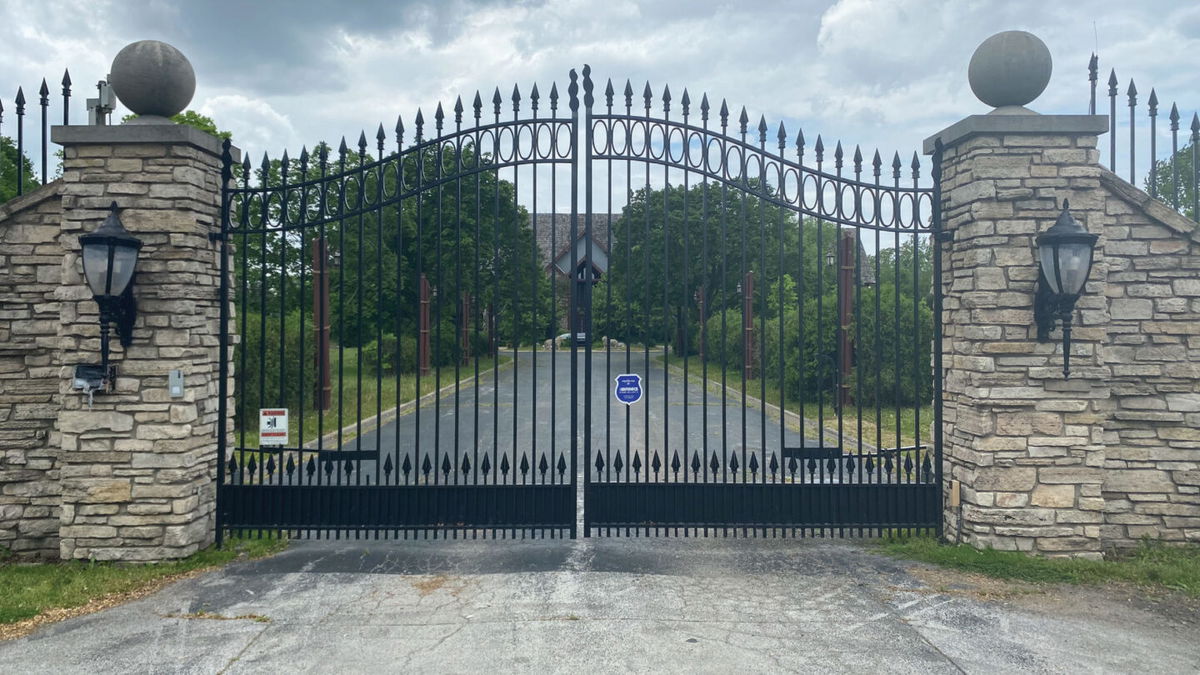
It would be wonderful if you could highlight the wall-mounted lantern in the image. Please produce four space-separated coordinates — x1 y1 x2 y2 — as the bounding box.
77 201 141 392
1034 200 1098 379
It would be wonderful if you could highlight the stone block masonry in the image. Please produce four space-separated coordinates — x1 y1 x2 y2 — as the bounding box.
0 123 238 561
928 114 1200 556
0 185 67 559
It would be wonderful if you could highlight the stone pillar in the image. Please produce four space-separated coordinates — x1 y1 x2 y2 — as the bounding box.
51 123 235 561
925 30 1120 557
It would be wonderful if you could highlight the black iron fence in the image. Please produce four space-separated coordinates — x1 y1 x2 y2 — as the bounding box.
1090 54 1199 220
0 70 79 202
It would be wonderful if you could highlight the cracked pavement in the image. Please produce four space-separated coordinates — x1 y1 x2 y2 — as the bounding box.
3 538 1197 673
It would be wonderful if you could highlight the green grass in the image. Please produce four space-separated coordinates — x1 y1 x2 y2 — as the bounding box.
659 353 932 449
879 536 1200 596
237 348 509 451
0 535 286 626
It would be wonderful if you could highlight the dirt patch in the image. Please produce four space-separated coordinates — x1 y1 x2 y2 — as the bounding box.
905 564 1200 632
410 574 470 598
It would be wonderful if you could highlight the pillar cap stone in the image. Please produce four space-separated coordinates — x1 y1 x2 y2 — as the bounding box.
923 114 1108 155
51 124 241 162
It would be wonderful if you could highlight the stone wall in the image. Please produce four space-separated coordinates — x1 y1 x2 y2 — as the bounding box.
1097 171 1200 547
0 185 66 559
930 115 1200 556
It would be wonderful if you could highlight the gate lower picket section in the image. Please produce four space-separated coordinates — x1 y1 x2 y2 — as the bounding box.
218 449 575 538
585 448 939 536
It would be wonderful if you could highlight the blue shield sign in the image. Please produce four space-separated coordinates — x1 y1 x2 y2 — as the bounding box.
614 373 643 406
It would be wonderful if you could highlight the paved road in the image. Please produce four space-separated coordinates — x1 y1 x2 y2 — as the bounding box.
298 350 834 487
3 538 1196 673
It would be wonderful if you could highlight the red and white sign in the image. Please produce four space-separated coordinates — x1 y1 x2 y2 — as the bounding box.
259 408 289 446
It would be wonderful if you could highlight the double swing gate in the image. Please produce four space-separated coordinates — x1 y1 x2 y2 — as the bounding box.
217 66 944 542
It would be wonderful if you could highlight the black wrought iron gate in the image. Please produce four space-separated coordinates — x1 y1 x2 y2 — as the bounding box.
216 66 942 542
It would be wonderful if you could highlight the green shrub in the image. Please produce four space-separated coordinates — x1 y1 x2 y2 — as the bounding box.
234 310 317 429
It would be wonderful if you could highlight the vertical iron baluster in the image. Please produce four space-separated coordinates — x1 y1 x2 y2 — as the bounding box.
375 126 386 503
297 148 309 496
700 95 710 501
757 116 768 530
718 99 729 536
257 153 270 501
38 79 48 184
239 154 250 487
568 69 580 539
911 156 923 532
643 85 653 499
488 90 501 535
452 100 463 511
394 118 405 495
1148 90 1158 198
681 90 692 523
606 80 616 503
529 87 540 527
278 149 289 492
433 107 445 506
582 66 595 538
624 81 634 536
1107 70 1118 170
1128 80 1137 184
776 122 787 535
335 140 348 518
814 135 825 524
16 87 25 196
661 84 671 537
316 146 328 502
470 98 481 517
931 139 945 539
1192 114 1199 220
738 107 749 524
61 70 71 125
216 138 233 547
549 85 559 496
1170 104 1180 209
795 131 806 494
414 111 426 533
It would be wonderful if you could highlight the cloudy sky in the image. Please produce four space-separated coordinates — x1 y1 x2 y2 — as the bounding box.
2 0 1199 191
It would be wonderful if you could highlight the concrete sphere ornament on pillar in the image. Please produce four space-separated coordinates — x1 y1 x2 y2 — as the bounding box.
108 40 196 123
968 30 1053 112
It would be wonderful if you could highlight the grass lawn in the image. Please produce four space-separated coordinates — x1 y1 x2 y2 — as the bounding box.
659 353 932 450
879 536 1200 597
0 535 286 636
236 348 509 451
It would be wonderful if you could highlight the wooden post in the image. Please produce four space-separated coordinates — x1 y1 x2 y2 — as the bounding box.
311 236 331 410
837 229 855 408
419 274 432 376
696 286 706 364
460 292 471 365
742 271 754 379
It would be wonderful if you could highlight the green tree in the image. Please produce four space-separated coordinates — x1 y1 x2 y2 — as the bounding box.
1146 141 1198 221
122 110 232 140
0 136 39 203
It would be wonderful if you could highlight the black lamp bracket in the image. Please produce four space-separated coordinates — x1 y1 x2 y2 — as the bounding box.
97 285 137 348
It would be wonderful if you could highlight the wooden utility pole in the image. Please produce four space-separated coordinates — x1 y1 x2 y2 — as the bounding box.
742 271 754 379
311 236 331 410
837 229 855 408
419 274 432 376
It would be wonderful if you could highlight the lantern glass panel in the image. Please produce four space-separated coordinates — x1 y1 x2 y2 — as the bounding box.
81 243 138 297
81 244 111 296
1055 241 1094 296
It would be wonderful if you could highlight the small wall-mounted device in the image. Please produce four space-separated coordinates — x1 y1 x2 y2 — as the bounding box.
168 369 184 398
86 77 115 126
72 364 115 408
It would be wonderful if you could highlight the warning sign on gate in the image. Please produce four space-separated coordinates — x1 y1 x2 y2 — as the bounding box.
614 373 643 406
259 408 289 446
